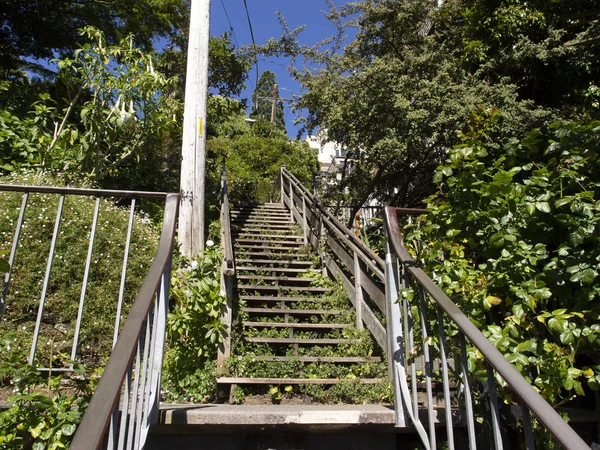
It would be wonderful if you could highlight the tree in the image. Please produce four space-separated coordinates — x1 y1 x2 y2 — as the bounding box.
437 0 600 112
250 71 286 132
0 0 187 74
0 27 182 192
255 0 552 224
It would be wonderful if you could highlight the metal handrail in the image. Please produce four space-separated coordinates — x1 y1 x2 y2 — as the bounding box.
70 193 179 449
0 184 170 199
221 162 235 276
217 162 236 369
384 206 590 450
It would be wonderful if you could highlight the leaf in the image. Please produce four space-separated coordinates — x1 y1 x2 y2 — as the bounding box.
570 268 598 285
554 196 574 208
487 296 502 306
548 318 567 333
516 339 537 353
0 258 9 273
489 233 504 248
568 227 586 247
535 202 551 213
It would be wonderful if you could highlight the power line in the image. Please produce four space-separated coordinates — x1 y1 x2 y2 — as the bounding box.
242 0 259 92
219 0 239 47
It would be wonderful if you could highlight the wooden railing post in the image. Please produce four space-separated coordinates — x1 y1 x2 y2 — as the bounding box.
354 251 364 330
302 196 308 246
318 212 327 277
280 167 285 203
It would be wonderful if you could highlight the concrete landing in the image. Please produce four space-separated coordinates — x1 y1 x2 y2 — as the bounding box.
159 404 396 428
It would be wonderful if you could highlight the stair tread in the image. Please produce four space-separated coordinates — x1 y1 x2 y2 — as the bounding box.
233 218 293 223
246 337 361 344
242 307 341 315
237 275 316 282
235 252 310 259
238 285 331 292
234 234 304 240
236 259 314 266
251 356 382 363
243 322 349 329
237 224 297 229
217 377 385 385
235 239 304 246
237 267 312 273
240 295 326 302
234 245 304 251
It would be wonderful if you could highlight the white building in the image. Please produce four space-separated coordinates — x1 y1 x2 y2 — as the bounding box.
305 133 347 173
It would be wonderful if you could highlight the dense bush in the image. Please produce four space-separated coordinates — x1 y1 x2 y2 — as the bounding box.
405 116 600 406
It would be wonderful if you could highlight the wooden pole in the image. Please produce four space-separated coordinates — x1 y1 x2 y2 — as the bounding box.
270 82 278 127
179 0 211 257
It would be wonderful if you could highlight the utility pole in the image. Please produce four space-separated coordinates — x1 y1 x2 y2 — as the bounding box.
256 82 291 128
270 83 278 127
179 0 211 257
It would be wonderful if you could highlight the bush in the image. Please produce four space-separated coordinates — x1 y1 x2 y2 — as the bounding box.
161 245 226 402
0 360 96 450
406 117 600 407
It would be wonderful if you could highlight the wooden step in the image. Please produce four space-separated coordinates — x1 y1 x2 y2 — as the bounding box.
243 322 349 329
251 356 382 363
231 212 291 219
246 337 361 345
242 307 341 315
236 259 314 266
234 234 304 241
237 267 313 274
240 295 327 303
238 285 331 293
234 203 286 210
234 252 310 259
235 239 304 246
236 224 297 230
217 377 386 385
232 218 293 224
237 275 317 283
234 245 304 252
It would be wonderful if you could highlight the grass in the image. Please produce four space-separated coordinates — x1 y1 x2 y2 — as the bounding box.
0 171 159 375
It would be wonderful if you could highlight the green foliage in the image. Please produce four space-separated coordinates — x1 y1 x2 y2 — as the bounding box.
254 0 554 214
0 171 158 369
0 359 96 450
438 0 600 111
0 27 182 192
0 0 186 75
161 246 226 402
209 133 318 204
407 117 600 406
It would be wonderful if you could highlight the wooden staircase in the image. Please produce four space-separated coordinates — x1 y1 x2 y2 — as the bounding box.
217 202 387 401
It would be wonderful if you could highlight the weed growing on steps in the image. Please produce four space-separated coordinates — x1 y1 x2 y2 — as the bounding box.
161 246 226 403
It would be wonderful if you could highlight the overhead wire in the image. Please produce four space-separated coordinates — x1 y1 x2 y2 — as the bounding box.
219 0 239 47
242 0 259 104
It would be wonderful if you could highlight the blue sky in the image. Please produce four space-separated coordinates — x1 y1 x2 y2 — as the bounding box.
209 0 346 137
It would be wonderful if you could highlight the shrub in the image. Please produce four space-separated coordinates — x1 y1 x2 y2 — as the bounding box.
161 245 226 402
406 117 600 407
